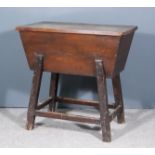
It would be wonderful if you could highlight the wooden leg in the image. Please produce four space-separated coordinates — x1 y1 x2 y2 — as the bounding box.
49 73 59 111
95 59 111 142
26 54 43 130
112 74 125 123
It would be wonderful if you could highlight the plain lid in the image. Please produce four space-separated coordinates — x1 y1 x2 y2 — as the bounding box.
16 21 137 36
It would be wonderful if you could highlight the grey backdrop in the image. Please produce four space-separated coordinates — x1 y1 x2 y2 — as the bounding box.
0 8 155 108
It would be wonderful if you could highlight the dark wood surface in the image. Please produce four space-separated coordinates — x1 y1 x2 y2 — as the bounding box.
95 59 111 142
24 54 130 142
17 22 137 142
49 73 59 111
26 55 43 130
16 21 137 36
17 22 137 77
112 74 125 123
35 111 100 125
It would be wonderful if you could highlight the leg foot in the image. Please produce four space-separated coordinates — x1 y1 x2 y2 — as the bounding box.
26 120 34 130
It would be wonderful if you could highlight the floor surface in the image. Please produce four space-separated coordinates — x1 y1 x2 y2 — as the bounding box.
0 108 155 148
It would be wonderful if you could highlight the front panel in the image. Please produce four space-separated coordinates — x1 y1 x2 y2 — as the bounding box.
19 31 120 77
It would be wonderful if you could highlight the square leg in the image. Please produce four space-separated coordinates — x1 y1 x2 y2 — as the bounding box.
26 55 43 130
112 74 125 123
95 59 111 142
49 73 59 112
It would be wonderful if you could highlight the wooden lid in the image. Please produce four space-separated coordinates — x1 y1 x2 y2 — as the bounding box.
16 21 137 36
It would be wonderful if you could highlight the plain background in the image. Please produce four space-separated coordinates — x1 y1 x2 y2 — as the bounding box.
0 7 155 108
